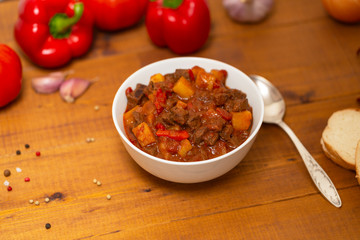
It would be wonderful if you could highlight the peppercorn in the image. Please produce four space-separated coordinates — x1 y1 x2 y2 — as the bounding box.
3 169 11 177
25 144 30 149
106 194 111 200
7 186 12 191
35 201 40 205
36 151 41 157
16 150 21 155
45 197 50 203
24 177 30 182
29 199 34 204
45 223 51 229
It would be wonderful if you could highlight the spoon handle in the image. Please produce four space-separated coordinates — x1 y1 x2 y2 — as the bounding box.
277 121 342 208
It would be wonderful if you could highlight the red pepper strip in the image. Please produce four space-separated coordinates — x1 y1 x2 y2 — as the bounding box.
14 0 94 68
156 130 189 141
216 108 232 121
146 0 211 54
154 88 167 114
188 69 195 81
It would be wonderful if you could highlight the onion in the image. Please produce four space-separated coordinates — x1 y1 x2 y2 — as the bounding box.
223 0 274 23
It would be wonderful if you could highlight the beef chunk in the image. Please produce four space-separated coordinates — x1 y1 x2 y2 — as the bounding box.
126 83 147 109
224 98 248 112
203 131 219 146
192 126 208 144
187 111 201 130
170 107 188 125
214 92 229 106
174 69 190 80
164 73 177 83
143 81 154 97
160 111 176 126
132 110 143 126
220 124 233 140
203 109 226 132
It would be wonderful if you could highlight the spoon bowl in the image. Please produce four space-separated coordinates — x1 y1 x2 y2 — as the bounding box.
249 74 342 208
250 75 285 123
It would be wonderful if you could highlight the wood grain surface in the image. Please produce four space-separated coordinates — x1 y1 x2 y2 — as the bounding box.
1 0 360 239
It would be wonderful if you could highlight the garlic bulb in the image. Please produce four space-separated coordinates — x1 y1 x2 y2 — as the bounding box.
31 72 66 94
223 0 274 23
59 78 91 103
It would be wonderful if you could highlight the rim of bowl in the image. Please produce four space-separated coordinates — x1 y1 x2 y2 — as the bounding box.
112 57 264 166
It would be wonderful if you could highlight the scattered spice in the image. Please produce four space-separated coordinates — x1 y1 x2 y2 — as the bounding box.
4 180 9 186
16 167 22 173
106 194 111 200
96 180 101 186
36 151 41 157
35 201 40 206
7 186 12 191
45 197 50 203
24 177 30 182
16 150 21 155
45 223 51 229
4 169 11 177
25 144 30 149
29 199 34 204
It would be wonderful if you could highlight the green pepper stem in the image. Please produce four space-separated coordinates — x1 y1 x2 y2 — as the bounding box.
150 0 183 9
49 2 84 39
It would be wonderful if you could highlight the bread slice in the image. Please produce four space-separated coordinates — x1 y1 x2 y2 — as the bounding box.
321 108 360 170
355 141 360 184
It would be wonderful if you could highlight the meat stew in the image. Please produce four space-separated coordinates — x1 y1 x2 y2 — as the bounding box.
123 66 253 162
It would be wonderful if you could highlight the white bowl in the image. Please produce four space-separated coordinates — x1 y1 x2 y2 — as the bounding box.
112 57 264 183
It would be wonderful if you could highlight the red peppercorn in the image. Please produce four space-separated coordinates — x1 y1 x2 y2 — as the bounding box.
36 151 41 156
7 186 12 191
24 177 30 182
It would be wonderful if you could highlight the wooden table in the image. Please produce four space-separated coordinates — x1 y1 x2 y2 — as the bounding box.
1 0 360 239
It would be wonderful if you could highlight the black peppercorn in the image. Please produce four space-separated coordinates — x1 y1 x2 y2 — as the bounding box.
16 150 21 155
45 223 51 229
25 144 30 149
4 169 11 177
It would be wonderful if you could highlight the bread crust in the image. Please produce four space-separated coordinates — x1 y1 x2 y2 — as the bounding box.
355 141 360 184
321 138 355 170
321 108 360 171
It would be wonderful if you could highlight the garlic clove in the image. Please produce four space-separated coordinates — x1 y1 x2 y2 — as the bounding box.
59 78 91 103
31 71 66 94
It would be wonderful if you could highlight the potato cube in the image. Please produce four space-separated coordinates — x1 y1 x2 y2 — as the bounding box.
150 73 165 83
173 76 194 99
178 139 193 157
132 122 156 147
232 110 252 131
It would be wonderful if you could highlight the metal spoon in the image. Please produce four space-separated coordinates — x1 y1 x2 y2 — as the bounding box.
249 74 342 208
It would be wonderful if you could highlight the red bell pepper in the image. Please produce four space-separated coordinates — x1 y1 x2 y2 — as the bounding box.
156 129 189 141
146 0 211 54
85 0 148 31
14 0 94 68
